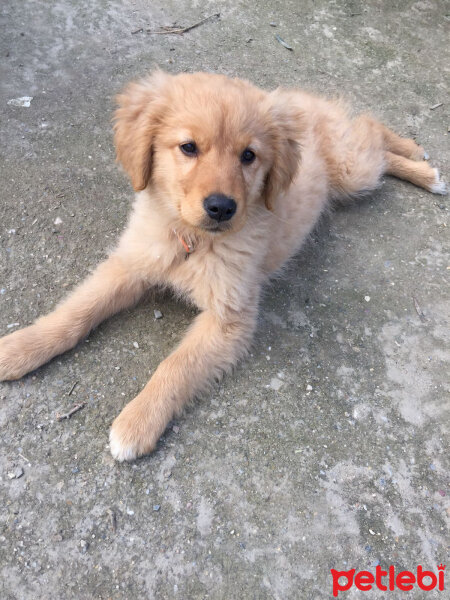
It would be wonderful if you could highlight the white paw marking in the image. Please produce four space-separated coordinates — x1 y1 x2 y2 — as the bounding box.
109 428 138 462
430 168 447 195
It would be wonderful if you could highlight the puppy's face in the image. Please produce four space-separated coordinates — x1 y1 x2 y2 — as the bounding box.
114 71 303 234
153 96 268 234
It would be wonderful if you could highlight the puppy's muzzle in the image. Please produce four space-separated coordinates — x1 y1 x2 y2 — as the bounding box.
203 194 237 222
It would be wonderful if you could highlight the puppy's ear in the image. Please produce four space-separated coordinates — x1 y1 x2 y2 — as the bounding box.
263 90 304 210
114 70 169 191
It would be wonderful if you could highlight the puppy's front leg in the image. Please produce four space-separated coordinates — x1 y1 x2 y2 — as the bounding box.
109 305 258 461
0 254 147 381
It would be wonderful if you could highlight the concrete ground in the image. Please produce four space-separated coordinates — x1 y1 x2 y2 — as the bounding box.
0 1 448 598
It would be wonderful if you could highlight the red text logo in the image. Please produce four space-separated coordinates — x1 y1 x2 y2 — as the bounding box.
330 564 445 597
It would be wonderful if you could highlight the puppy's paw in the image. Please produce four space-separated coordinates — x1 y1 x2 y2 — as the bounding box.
430 168 447 195
0 330 36 381
411 144 428 161
109 399 160 462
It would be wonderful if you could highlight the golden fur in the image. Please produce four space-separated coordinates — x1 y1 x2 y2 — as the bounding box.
0 71 446 461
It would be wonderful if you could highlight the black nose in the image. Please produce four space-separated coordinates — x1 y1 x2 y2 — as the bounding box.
203 194 237 222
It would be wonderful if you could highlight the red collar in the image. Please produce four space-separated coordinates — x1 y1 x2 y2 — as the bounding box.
173 229 194 257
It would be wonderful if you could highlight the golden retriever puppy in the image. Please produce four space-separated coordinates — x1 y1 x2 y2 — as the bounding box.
0 71 446 461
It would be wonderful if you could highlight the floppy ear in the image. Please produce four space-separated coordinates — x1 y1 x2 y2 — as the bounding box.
263 89 304 210
113 70 169 191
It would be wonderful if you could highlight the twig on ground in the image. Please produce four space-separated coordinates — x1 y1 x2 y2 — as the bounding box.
18 452 31 464
67 381 78 396
275 34 293 51
413 296 427 322
107 508 117 532
147 13 220 35
56 402 86 421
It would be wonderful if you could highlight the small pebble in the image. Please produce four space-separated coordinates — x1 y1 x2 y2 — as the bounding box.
270 377 283 391
154 309 163 319
54 217 63 226
7 466 24 479
126 509 134 516
132 341 139 349
364 296 371 302
172 425 180 433
7 96 33 107
79 539 89 553
306 384 313 391
153 504 160 512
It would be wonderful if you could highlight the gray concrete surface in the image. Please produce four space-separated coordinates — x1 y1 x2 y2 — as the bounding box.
0 1 449 598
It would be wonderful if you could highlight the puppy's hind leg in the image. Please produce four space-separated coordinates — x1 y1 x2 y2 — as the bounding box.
0 255 147 381
380 124 428 161
385 151 447 195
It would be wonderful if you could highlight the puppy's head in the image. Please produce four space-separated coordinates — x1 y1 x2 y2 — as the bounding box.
114 70 303 234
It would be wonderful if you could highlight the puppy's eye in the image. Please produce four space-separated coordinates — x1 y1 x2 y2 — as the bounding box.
180 142 197 156
241 148 256 164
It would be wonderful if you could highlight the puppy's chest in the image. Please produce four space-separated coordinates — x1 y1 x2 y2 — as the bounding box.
167 244 260 312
